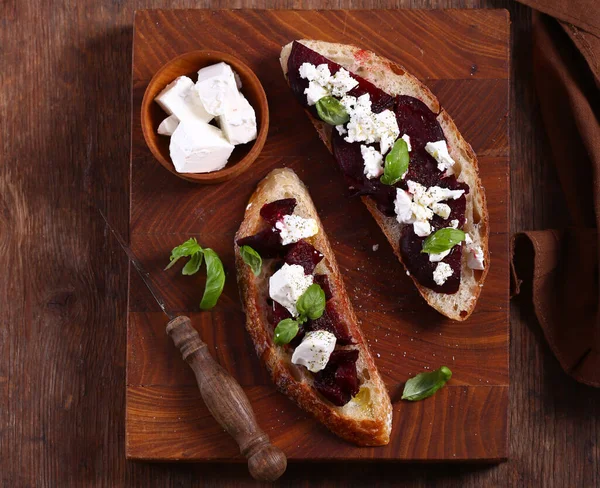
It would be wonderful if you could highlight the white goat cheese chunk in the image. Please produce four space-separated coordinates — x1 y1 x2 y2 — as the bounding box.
169 120 234 174
429 249 451 262
402 134 412 152
291 330 337 373
275 214 319 246
343 94 399 155
155 76 212 123
433 262 453 285
195 62 241 116
157 115 179 136
361 145 384 179
299 63 358 105
269 263 313 317
432 202 451 219
217 93 257 145
425 140 456 174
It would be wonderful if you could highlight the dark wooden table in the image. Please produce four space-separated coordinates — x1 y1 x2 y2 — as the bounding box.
1 1 598 486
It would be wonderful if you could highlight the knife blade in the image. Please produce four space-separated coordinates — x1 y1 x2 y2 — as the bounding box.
98 208 175 320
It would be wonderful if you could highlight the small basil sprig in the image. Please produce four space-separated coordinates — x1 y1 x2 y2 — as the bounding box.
315 96 350 126
421 228 466 255
401 366 452 401
240 245 262 276
273 283 326 345
381 138 410 186
273 318 299 346
166 238 225 310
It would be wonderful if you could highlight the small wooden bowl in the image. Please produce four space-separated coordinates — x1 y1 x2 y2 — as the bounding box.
141 51 269 184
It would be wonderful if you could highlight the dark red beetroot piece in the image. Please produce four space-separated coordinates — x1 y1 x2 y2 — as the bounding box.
307 301 353 345
313 349 360 406
237 228 287 259
259 198 297 225
399 226 463 293
284 240 324 274
313 274 333 301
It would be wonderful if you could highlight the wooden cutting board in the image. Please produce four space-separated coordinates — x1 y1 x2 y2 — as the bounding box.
127 8 509 462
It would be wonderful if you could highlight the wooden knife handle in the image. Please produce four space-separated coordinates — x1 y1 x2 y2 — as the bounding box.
166 316 287 481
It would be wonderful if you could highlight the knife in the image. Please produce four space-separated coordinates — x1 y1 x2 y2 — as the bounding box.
99 210 287 481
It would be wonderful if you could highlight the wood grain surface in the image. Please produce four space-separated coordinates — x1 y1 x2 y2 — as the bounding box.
127 8 509 462
1 0 599 487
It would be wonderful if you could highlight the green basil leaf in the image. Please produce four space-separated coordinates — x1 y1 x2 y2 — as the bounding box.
380 138 410 186
315 96 350 126
274 318 299 345
199 248 225 310
401 366 452 401
182 251 203 276
165 238 203 270
240 245 262 276
421 228 466 255
296 283 326 321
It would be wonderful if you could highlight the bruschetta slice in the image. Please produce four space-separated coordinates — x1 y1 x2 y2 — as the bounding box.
235 168 392 446
280 40 489 321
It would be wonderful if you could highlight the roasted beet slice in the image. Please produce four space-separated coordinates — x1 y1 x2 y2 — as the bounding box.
335 361 360 397
328 349 360 366
313 348 360 406
236 228 287 259
394 95 444 151
399 226 462 294
284 240 324 274
313 380 349 407
259 198 297 225
269 301 291 327
307 301 353 345
313 274 333 301
331 130 396 216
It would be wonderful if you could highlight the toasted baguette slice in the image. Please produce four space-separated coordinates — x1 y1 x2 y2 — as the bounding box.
235 168 392 446
280 40 490 321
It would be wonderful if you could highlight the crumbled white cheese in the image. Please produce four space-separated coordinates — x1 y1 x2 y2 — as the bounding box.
157 115 179 136
269 263 314 317
466 245 485 270
329 68 359 97
343 94 399 155
407 181 435 222
274 214 319 246
394 189 414 224
464 235 485 270
299 63 331 86
429 249 451 262
429 186 465 201
361 145 384 179
433 262 453 285
431 202 451 219
413 221 432 237
335 125 347 135
450 219 459 229
402 134 412 152
291 330 337 373
299 63 358 105
425 140 456 174
394 181 465 237
305 81 329 106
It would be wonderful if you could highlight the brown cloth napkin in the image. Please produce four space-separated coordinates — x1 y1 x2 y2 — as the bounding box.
512 0 600 386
